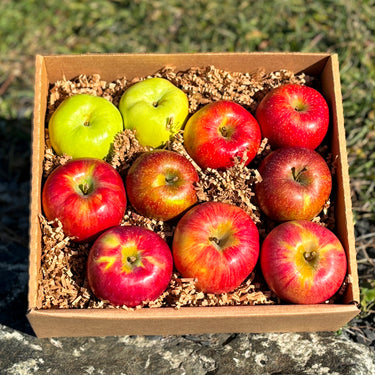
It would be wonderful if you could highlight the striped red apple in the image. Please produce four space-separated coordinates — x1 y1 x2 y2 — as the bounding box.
260 220 347 304
87 225 173 307
172 201 259 294
255 83 329 150
255 147 332 222
126 150 199 221
183 100 262 170
42 158 127 242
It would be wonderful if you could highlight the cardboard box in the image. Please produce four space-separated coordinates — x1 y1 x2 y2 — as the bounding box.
27 53 360 338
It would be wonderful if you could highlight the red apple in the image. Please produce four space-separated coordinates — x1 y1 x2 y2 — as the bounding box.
254 147 332 221
172 201 259 294
126 149 199 221
260 220 347 304
87 225 173 307
255 84 329 149
42 158 127 242
183 100 262 170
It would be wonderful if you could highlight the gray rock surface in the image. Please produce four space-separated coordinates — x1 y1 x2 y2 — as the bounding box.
1 324 375 375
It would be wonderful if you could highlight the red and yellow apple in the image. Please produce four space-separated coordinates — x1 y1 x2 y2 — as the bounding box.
183 100 262 170
126 150 199 221
172 201 259 294
87 225 173 307
255 84 329 149
42 158 127 242
260 220 347 304
255 147 332 222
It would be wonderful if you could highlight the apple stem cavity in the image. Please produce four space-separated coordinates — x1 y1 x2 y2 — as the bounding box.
209 235 231 251
220 126 228 138
78 182 94 196
127 256 137 264
165 175 179 184
293 100 309 113
291 166 308 182
303 251 317 262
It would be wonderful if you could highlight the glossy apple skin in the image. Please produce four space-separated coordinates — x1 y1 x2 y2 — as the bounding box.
119 77 189 148
183 100 262 170
126 150 199 221
260 220 347 304
172 201 259 294
255 84 329 149
42 158 127 242
255 147 332 221
87 225 173 307
48 94 124 159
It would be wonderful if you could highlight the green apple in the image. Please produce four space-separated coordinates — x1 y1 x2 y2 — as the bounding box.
48 94 124 159
119 77 189 148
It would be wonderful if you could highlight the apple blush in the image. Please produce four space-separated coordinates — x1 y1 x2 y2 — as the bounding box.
87 225 173 307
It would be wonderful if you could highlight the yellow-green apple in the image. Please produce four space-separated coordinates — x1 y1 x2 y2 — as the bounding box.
255 84 329 149
42 158 127 242
255 147 332 221
172 201 259 294
183 100 262 170
48 94 124 159
126 150 199 221
119 77 189 148
260 220 347 304
87 225 173 307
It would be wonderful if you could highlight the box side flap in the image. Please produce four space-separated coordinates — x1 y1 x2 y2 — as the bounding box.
41 52 332 83
321 55 359 304
27 304 360 338
28 55 47 310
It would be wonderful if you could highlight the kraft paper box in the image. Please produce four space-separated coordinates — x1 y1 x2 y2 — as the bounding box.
27 53 360 338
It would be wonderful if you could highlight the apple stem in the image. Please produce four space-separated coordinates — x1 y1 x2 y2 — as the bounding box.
208 237 222 251
220 126 228 138
209 236 221 246
153 101 159 108
292 166 308 182
127 256 137 264
304 251 317 262
79 182 91 195
165 175 179 184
